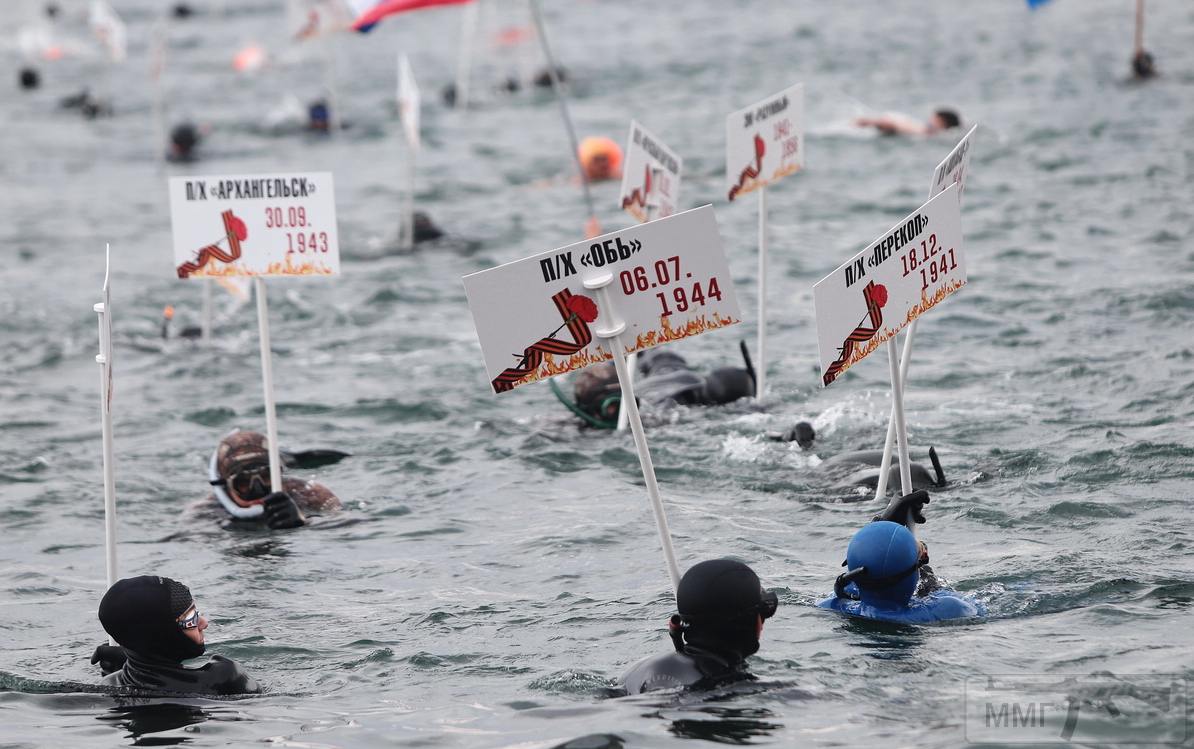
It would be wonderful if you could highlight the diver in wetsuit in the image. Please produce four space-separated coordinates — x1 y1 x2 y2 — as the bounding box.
205 430 345 529
621 559 778 695
818 490 986 624
564 345 756 428
91 576 260 695
816 447 946 493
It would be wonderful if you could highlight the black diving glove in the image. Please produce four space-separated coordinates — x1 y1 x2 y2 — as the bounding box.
91 644 127 675
874 489 930 526
263 492 306 529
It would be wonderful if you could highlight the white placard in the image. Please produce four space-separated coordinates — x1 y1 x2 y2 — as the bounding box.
169 173 340 278
725 83 804 201
930 123 978 202
814 184 964 387
463 205 741 394
619 120 682 223
398 53 420 150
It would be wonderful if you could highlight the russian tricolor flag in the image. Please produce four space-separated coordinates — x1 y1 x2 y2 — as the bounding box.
346 0 474 33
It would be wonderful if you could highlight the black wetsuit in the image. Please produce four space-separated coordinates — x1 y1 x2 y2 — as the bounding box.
96 576 260 697
621 645 753 695
100 649 260 696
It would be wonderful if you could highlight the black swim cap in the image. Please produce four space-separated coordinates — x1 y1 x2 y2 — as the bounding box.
676 559 775 660
19 68 40 90
99 576 205 662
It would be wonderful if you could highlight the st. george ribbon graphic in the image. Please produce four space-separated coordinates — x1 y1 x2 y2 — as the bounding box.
491 289 597 393
727 134 765 201
621 165 652 214
822 281 887 386
176 210 248 278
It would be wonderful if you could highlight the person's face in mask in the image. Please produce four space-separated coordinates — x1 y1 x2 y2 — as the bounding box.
177 604 208 646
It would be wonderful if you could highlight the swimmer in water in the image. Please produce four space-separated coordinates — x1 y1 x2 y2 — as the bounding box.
204 429 346 529
818 490 986 624
855 109 961 137
817 446 946 494
560 345 756 428
621 559 778 695
19 68 40 90
91 576 260 695
168 123 202 163
1131 50 1157 79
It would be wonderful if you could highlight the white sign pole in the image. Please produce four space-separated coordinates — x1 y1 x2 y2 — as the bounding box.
886 340 913 495
874 125 977 501
756 185 768 399
201 280 213 342
527 0 596 226
454 0 478 109
398 54 420 251
615 170 659 432
1134 0 1145 56
94 245 118 638
585 273 680 595
323 35 341 135
254 278 283 491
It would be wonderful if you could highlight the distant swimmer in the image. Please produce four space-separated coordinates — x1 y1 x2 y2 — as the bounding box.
168 122 202 163
408 211 444 244
92 576 261 695
818 446 946 493
533 66 567 89
621 559 778 695
559 345 755 428
308 100 330 132
818 490 986 624
765 421 816 449
855 109 960 137
60 88 112 119
1131 50 1157 79
19 67 40 90
577 136 623 182
205 430 347 529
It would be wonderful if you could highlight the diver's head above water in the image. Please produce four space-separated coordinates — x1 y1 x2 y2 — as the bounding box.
99 576 207 662
837 521 922 608
672 559 778 662
213 430 273 512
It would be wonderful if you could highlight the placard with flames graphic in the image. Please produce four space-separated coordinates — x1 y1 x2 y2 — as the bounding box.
619 120 682 223
814 184 964 387
463 205 741 394
168 172 340 278
725 83 804 201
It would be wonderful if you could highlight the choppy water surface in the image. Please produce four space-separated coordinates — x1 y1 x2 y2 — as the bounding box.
2 1 1193 746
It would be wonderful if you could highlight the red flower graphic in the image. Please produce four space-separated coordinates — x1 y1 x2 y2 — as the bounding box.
565 294 599 324
230 216 248 242
872 284 888 308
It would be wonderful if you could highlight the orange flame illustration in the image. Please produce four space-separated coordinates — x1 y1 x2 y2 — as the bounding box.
834 279 966 376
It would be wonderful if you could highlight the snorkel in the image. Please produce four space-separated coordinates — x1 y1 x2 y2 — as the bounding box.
208 431 265 519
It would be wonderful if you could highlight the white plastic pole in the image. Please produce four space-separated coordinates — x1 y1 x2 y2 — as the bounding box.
876 179 938 501
527 0 595 221
885 339 912 497
1134 0 1145 55
254 278 283 491
403 146 416 251
585 273 681 596
323 34 341 135
94 245 118 643
615 169 659 432
201 280 213 342
454 0 478 109
756 185 768 399
151 17 166 169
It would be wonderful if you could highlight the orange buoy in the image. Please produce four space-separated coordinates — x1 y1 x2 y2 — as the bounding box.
577 136 623 182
